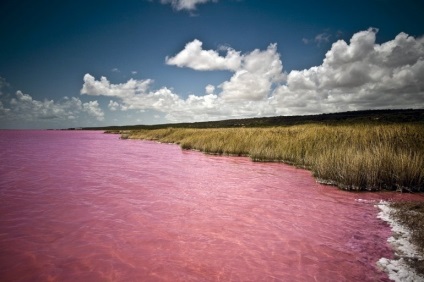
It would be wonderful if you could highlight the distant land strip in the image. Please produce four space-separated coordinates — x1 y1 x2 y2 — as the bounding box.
75 109 424 131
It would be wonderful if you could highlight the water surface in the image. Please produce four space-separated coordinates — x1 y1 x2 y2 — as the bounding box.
0 130 418 281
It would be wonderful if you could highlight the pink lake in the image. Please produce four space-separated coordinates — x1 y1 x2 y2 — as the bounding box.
0 130 420 281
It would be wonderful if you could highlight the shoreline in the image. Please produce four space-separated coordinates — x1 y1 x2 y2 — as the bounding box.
114 124 424 192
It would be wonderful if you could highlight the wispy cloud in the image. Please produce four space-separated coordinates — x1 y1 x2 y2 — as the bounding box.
314 32 331 46
159 0 217 11
0 76 10 96
302 31 332 46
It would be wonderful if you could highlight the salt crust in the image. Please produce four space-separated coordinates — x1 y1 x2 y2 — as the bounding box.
376 201 424 282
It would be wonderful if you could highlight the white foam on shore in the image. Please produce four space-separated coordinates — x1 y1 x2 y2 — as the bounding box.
376 201 424 282
356 198 378 204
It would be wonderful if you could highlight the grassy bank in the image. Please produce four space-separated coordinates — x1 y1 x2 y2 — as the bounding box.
118 123 424 192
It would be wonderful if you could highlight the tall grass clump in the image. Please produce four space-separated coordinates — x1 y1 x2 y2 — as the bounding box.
125 123 424 192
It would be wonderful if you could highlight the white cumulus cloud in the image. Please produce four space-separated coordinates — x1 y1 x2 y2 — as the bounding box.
81 42 286 121
167 40 285 101
219 43 285 101
166 39 241 71
81 73 277 122
80 74 153 98
81 74 180 112
81 29 424 123
273 28 424 115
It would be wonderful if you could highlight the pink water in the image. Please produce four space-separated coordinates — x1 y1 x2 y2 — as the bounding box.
0 130 420 281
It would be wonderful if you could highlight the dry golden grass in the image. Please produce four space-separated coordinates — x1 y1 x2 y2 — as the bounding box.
124 123 424 192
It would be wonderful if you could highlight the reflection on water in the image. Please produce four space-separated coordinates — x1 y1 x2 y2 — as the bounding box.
0 130 419 281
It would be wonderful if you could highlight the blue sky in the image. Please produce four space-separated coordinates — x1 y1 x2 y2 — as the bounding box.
1 0 423 129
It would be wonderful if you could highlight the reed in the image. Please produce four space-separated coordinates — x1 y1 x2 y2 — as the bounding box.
124 123 424 192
